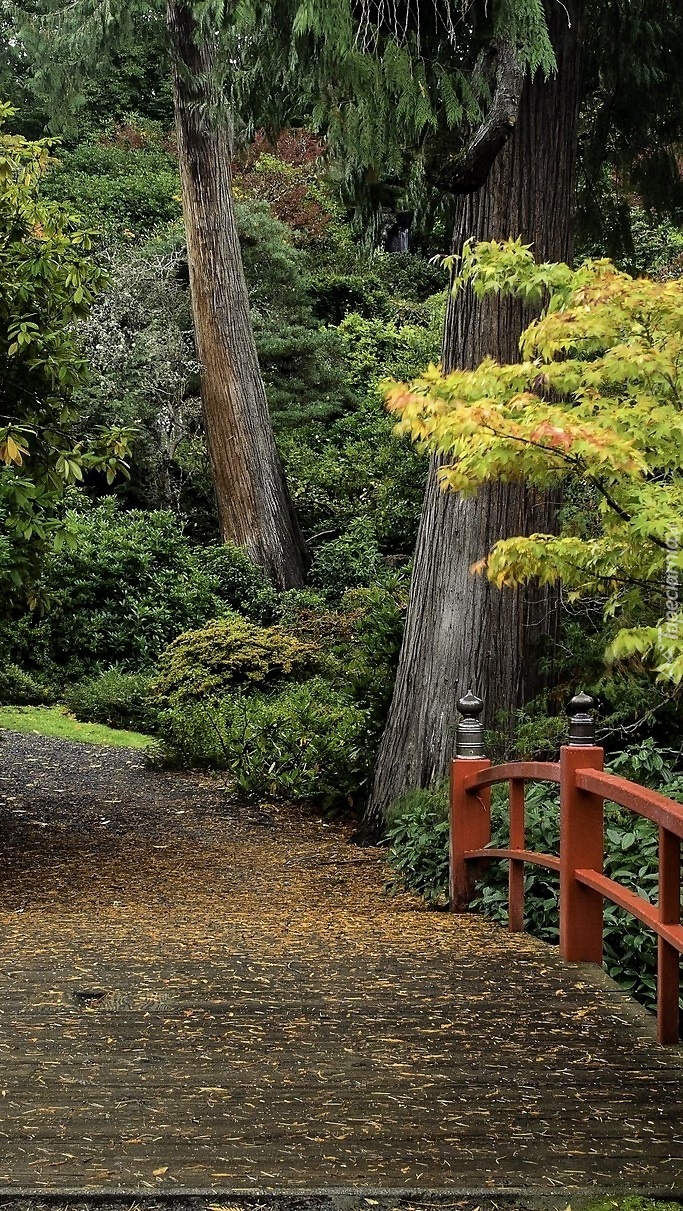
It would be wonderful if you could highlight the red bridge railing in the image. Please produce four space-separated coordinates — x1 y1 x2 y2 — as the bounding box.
449 692 683 1045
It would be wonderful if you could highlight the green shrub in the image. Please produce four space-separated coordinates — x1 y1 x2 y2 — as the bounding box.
0 663 54 706
337 309 443 397
282 417 425 557
43 139 181 236
279 304 440 563
265 579 405 735
157 678 371 807
0 506 281 682
488 697 568 762
201 544 279 624
65 668 158 734
386 784 450 905
309 257 446 326
309 517 384 601
235 201 356 431
342 581 406 729
152 615 320 706
586 1200 683 1211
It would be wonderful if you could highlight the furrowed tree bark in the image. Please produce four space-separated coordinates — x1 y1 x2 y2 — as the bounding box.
167 2 307 588
365 0 585 830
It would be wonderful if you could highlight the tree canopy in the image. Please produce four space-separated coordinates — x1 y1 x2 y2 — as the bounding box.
0 102 132 598
387 239 683 682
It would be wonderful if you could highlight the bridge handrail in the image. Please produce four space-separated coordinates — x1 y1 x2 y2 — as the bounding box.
449 691 682 1046
463 760 561 788
576 769 683 839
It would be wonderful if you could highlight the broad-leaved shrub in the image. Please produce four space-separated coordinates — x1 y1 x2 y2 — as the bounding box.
65 669 158 734
309 517 383 601
156 678 370 807
201 544 279 624
0 663 54 706
386 785 450 905
0 507 280 682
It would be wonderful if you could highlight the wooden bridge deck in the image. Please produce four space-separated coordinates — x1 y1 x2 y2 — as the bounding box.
0 731 682 1196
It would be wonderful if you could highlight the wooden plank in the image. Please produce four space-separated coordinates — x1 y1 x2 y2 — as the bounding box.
463 762 561 789
576 769 683 838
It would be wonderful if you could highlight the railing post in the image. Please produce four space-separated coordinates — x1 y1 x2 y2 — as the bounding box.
450 692 491 911
508 778 525 931
559 692 605 964
658 827 681 1045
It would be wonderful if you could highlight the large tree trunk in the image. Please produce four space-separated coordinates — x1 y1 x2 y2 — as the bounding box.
167 2 308 588
366 1 584 828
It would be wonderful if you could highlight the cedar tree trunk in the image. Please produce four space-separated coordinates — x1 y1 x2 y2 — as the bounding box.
167 2 308 588
366 1 584 828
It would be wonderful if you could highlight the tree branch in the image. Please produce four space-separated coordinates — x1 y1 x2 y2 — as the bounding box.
424 37 525 195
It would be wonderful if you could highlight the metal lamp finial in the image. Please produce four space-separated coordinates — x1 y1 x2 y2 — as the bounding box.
567 691 596 747
456 690 485 758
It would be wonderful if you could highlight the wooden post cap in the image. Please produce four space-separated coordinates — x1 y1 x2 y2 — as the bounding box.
456 690 485 758
567 691 596 747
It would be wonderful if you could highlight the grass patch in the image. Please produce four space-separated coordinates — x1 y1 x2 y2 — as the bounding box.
586 1202 683 1211
0 705 154 749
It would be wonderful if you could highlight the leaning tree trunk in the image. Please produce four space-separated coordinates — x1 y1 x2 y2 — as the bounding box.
365 1 584 829
167 2 307 589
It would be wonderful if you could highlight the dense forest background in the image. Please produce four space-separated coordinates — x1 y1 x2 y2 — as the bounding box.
1 1 683 1015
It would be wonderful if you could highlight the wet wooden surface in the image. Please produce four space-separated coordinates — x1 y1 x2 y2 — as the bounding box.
0 731 682 1194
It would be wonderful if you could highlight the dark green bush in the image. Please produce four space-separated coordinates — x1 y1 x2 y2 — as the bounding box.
279 307 438 562
65 668 158 733
0 505 220 680
342 581 406 728
200 544 279 624
309 517 384 601
386 784 450 905
43 139 181 236
268 580 405 736
337 309 443 397
283 417 425 558
152 615 320 706
236 201 356 431
309 254 446 325
156 678 371 807
159 582 403 807
0 506 282 682
0 663 54 706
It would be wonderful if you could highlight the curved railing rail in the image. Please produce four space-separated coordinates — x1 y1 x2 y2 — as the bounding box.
449 692 682 1045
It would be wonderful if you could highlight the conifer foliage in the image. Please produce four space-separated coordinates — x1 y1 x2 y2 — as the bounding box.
17 0 309 587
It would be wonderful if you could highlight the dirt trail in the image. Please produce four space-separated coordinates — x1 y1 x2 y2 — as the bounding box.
0 730 682 1194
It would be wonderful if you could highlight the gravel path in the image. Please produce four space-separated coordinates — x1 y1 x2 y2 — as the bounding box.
0 729 274 912
0 729 682 1197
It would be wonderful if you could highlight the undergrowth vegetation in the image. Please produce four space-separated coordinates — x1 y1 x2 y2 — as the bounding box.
65 669 158 734
151 583 405 807
156 677 371 807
